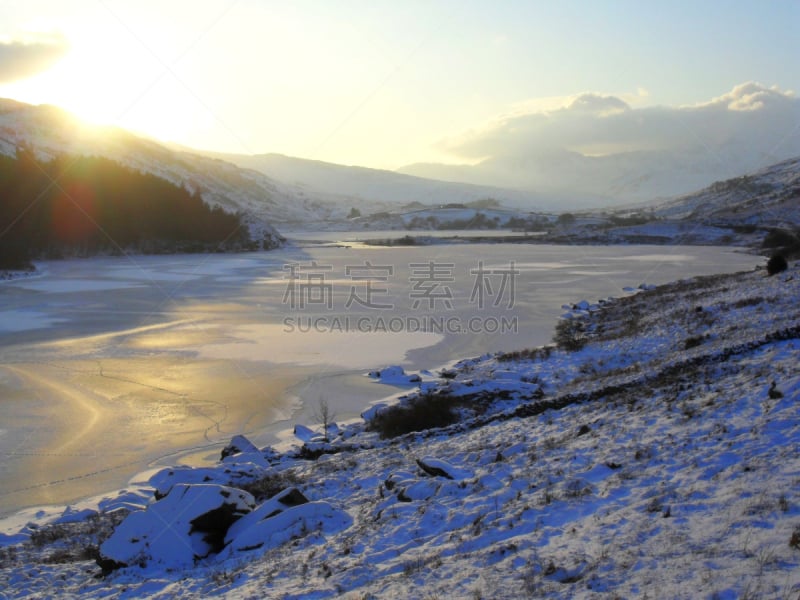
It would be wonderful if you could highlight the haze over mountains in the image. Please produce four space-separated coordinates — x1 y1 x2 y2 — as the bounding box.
1 88 799 238
196 150 565 212
400 83 800 203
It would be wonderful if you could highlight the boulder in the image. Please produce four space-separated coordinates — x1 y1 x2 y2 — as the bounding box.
368 365 422 385
224 488 350 554
98 484 256 572
149 464 267 499
416 457 473 481
220 434 261 460
293 424 316 443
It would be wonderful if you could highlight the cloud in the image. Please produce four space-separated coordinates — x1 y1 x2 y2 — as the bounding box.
442 82 799 160
402 82 800 204
0 33 69 83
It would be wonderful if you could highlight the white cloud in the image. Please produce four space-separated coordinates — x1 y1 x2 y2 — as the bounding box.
405 83 800 203
440 82 799 162
0 33 69 83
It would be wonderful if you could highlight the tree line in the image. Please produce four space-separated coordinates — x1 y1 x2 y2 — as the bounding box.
0 148 252 269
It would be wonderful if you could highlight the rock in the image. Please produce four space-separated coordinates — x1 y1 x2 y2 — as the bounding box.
574 300 590 311
398 480 438 502
226 501 352 554
54 506 98 525
293 424 316 443
98 484 255 572
361 402 388 422
369 365 422 385
369 365 405 379
383 471 415 492
220 434 260 460
224 487 350 554
224 488 310 547
149 464 267 500
416 457 472 481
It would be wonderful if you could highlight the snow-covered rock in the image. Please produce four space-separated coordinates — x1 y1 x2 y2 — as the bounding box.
2 263 798 598
149 464 268 500
293 424 317 443
98 484 256 572
368 365 422 385
220 434 260 460
224 488 351 554
416 457 473 481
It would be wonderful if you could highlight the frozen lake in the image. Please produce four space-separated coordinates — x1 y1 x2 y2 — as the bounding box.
0 241 758 516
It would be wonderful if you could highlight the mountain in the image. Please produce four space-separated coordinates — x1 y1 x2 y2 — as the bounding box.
652 155 800 227
0 99 590 238
401 146 800 206
195 151 598 214
0 99 356 238
401 83 800 205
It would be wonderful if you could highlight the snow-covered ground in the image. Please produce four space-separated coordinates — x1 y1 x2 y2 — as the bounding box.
0 258 797 599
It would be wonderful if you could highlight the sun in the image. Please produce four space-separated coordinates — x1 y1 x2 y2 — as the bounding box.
1 21 214 146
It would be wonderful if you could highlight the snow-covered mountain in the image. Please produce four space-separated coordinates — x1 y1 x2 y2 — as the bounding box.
1 260 797 598
402 147 800 207
653 155 800 227
401 83 800 205
0 99 366 239
521 156 800 249
195 151 594 213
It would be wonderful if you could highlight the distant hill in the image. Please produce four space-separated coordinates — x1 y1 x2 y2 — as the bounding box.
0 150 253 269
194 151 600 214
0 99 308 236
525 155 800 252
652 155 800 227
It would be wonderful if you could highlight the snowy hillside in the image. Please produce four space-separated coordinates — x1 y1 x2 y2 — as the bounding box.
653 156 800 227
199 152 573 213
1 260 798 599
0 99 356 238
522 156 800 250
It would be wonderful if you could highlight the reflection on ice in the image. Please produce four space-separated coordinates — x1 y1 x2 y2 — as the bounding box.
0 243 759 516
191 323 444 369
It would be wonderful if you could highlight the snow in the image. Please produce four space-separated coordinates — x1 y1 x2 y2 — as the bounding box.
0 259 797 598
99 484 256 570
224 498 351 555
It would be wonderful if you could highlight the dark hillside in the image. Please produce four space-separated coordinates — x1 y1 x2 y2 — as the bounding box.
0 149 252 268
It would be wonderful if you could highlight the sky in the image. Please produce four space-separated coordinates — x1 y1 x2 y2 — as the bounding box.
0 0 798 171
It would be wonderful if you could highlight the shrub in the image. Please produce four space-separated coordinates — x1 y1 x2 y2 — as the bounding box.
762 228 799 249
790 525 800 550
553 318 587 351
684 335 705 350
766 254 788 276
238 471 302 502
26 511 127 564
367 392 458 438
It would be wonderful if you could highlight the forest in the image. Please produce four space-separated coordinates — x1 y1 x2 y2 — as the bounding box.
0 148 252 269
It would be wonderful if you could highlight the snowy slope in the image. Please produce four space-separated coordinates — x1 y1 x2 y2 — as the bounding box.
199 151 565 212
653 156 800 227
0 259 798 599
0 99 356 237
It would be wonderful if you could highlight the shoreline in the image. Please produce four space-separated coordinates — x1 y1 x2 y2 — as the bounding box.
0 244 761 525
2 259 796 597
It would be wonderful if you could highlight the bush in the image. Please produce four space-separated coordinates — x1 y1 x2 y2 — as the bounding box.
553 318 588 351
367 392 458 438
762 228 799 249
238 471 301 502
684 335 705 350
766 254 788 276
790 525 800 550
